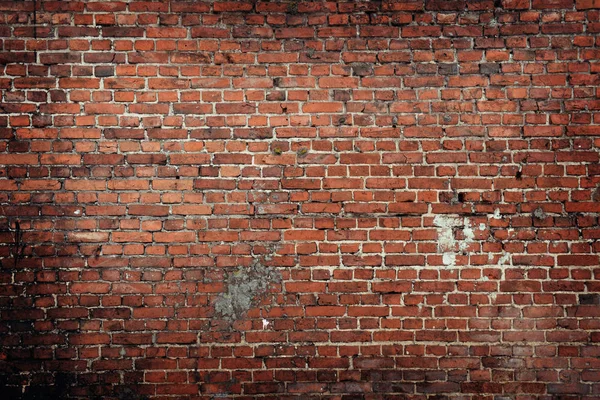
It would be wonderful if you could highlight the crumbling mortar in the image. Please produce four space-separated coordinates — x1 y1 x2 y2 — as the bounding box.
213 251 282 326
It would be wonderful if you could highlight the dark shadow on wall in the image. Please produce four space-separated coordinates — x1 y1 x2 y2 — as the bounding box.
0 371 152 400
0 372 72 400
0 239 152 400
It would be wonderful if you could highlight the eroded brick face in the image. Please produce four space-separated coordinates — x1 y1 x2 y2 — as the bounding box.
1 0 600 398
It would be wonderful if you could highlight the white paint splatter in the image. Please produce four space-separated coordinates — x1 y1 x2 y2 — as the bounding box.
74 209 81 215
479 223 486 231
262 318 270 330
493 208 501 219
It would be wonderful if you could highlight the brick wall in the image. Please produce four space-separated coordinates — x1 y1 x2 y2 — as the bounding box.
1 0 600 398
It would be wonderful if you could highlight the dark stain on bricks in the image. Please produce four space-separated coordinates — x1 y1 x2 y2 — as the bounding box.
579 294 600 305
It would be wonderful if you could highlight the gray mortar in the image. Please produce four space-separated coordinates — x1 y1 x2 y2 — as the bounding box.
533 207 546 220
214 260 282 322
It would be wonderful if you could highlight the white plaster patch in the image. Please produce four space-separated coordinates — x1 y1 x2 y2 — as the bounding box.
497 252 510 266
461 219 475 252
433 215 462 253
433 215 476 267
442 253 456 266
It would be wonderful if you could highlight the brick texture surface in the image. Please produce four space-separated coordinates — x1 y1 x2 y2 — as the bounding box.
1 0 600 398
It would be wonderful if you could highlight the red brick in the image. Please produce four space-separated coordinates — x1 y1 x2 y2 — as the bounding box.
1 4 597 398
